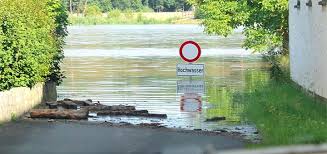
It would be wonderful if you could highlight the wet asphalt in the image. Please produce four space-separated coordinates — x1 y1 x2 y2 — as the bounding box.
0 120 244 154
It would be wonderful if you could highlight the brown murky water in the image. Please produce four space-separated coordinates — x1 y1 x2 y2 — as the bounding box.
59 25 269 139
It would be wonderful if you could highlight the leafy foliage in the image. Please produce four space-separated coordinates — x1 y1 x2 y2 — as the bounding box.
189 0 289 54
46 0 69 84
0 0 68 91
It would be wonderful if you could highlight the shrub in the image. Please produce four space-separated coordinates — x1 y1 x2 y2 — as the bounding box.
85 5 102 17
194 7 205 19
123 9 134 19
140 7 154 12
108 9 122 18
0 0 68 91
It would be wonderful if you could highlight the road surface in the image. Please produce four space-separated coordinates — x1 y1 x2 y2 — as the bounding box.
0 120 244 154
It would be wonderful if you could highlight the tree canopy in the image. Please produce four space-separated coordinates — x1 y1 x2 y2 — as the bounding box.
189 0 289 54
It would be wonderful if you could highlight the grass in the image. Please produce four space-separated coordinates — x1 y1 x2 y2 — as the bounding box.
243 79 327 147
69 11 200 25
11 113 18 122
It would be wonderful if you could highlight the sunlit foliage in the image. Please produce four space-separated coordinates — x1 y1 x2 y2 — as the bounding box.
0 0 68 91
189 0 289 54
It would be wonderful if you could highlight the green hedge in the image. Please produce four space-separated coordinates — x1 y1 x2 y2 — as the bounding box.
0 0 68 91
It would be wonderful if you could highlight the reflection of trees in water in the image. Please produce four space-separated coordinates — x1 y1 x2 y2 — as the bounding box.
205 69 270 123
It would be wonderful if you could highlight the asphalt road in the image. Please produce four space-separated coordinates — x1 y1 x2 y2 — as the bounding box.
0 120 244 154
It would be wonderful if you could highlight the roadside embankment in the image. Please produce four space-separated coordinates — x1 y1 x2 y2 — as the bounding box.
243 80 327 146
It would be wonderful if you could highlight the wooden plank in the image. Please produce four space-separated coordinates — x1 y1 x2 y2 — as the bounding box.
30 109 89 120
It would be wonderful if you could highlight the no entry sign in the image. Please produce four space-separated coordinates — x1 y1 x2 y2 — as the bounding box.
179 41 201 63
177 41 204 77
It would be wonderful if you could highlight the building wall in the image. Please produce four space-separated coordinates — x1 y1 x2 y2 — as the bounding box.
0 82 57 122
289 0 327 98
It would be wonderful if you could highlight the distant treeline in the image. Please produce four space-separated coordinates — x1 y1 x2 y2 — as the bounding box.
63 0 192 13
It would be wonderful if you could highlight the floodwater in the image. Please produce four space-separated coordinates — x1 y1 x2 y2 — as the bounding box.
59 25 269 139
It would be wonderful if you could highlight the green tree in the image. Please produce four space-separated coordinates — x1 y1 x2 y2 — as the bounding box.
131 0 143 11
189 0 289 54
89 0 112 12
111 0 131 10
176 0 191 11
0 0 68 91
156 0 165 12
46 0 69 84
142 0 149 6
163 0 176 11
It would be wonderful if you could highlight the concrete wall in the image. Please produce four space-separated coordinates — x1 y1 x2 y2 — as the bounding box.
0 82 57 122
289 0 327 98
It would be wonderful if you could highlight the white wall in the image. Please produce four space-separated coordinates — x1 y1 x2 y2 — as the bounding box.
289 0 327 98
0 82 57 122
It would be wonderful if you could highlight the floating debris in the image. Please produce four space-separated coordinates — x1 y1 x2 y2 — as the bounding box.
205 116 226 122
30 109 89 120
34 99 167 120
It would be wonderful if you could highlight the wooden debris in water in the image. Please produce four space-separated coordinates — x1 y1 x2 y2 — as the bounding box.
40 99 167 119
30 109 89 120
205 117 226 122
97 110 167 118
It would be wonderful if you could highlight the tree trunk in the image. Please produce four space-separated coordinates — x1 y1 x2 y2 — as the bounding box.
83 0 88 16
30 109 89 120
282 30 289 55
69 0 73 13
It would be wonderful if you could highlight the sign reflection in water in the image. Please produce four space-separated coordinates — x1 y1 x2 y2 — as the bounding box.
177 80 205 112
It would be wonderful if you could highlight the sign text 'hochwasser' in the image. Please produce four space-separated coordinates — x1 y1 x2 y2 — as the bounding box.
176 64 205 76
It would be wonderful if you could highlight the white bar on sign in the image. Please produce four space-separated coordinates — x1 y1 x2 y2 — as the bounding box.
176 64 205 76
177 80 205 94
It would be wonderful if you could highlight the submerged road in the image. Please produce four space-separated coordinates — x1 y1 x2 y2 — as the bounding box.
0 120 244 154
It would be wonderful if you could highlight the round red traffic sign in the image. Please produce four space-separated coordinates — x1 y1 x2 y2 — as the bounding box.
179 41 201 63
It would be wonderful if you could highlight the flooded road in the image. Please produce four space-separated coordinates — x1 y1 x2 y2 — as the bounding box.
59 25 269 139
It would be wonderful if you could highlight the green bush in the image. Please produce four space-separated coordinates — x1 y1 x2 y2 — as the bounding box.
0 0 68 91
85 5 102 17
123 9 134 19
194 7 205 19
108 9 122 18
